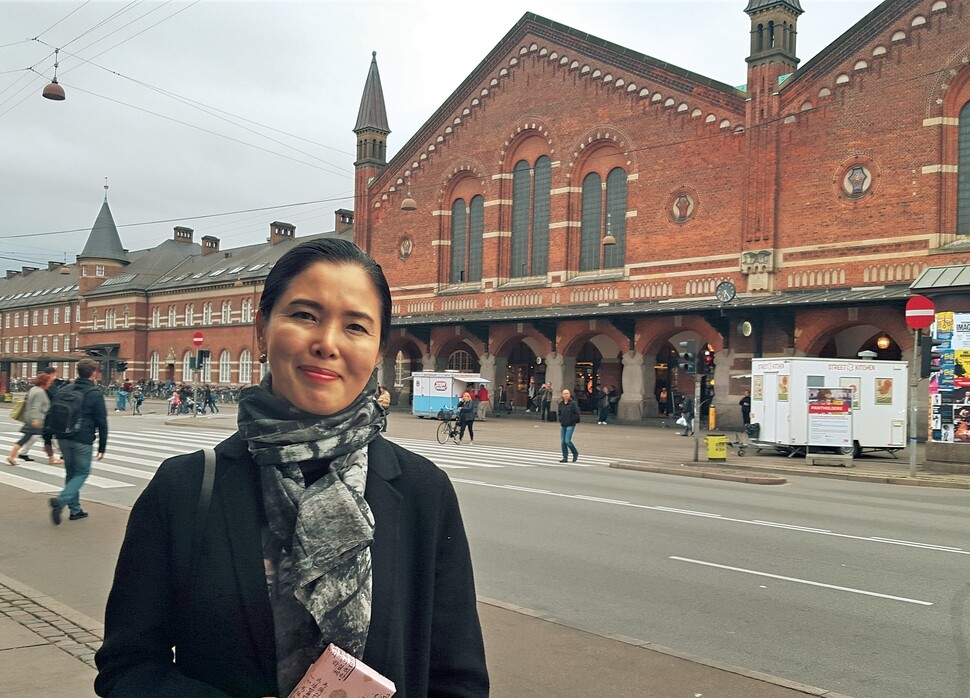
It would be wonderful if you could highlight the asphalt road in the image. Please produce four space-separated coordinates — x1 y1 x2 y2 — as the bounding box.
456 463 970 698
9 406 968 698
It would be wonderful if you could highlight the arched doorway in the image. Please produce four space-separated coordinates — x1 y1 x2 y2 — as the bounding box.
503 341 540 409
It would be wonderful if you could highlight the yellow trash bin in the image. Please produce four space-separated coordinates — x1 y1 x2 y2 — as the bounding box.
705 434 728 461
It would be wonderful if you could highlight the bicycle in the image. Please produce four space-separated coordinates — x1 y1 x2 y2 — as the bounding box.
436 417 462 444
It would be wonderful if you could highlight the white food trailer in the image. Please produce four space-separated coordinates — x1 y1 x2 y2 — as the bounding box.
750 357 908 456
410 372 489 418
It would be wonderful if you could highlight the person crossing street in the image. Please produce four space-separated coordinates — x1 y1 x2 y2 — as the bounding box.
557 388 580 463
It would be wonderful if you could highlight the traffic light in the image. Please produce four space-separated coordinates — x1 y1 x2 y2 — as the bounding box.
702 348 716 375
678 339 697 374
919 336 945 379
197 349 210 368
116 361 128 373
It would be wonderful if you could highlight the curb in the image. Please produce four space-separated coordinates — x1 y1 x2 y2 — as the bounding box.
477 596 852 698
611 461 787 485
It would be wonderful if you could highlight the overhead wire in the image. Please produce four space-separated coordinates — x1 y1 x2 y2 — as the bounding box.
32 0 93 41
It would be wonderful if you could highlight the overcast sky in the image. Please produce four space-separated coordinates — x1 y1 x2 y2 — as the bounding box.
0 0 882 267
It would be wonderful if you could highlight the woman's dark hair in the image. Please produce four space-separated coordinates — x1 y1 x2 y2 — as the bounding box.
259 238 392 351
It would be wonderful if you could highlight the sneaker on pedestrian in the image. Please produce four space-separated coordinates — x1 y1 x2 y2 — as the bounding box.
572 454 578 462
559 458 568 463
49 497 63 526
69 510 89 521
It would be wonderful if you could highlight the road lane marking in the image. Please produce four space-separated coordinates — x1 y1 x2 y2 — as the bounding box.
450 478 968 557
669 556 934 606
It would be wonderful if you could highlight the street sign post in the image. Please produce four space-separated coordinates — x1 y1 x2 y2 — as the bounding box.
191 332 204 418
904 295 935 476
192 331 204 347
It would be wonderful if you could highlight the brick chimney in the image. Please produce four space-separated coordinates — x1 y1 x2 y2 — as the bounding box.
47 261 66 272
269 221 295 246
335 209 354 234
174 226 194 243
201 235 220 256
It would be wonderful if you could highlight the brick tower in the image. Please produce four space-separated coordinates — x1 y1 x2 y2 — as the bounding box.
353 51 390 253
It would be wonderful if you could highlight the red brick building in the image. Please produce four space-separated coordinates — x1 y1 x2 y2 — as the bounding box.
3 0 969 439
353 0 970 426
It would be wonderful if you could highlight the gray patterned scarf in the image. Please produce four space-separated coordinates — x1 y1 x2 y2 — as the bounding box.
237 374 384 694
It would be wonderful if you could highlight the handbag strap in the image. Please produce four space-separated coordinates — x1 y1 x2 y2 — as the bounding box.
191 447 217 581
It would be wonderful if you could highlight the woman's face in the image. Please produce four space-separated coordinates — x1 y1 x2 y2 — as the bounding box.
255 261 382 416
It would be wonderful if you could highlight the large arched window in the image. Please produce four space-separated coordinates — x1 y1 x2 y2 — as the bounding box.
579 173 602 271
218 350 231 383
182 351 193 382
239 349 252 385
449 196 484 284
604 167 628 269
959 100 970 234
580 166 628 271
509 156 551 278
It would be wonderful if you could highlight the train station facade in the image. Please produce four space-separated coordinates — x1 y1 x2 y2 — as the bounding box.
1 0 969 429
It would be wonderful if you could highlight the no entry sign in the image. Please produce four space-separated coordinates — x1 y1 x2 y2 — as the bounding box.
192 331 204 347
905 295 935 330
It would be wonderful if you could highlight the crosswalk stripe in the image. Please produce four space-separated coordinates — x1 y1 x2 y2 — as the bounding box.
0 470 59 493
12 462 132 489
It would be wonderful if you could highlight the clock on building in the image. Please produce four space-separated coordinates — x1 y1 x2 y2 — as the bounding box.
715 280 736 303
739 320 753 337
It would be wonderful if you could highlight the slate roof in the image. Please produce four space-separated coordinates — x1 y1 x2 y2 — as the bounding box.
354 51 390 134
79 200 128 264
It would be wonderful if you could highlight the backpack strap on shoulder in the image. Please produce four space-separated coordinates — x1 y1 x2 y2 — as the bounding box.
191 447 217 580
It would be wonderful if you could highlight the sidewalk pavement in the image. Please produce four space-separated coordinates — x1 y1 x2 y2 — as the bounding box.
10 406 968 697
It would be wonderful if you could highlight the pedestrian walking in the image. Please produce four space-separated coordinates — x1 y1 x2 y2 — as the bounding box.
114 383 127 412
476 383 490 421
680 394 695 436
558 388 581 462
95 238 488 698
739 390 751 426
597 386 610 424
457 390 476 444
7 372 52 465
48 358 107 524
133 389 144 416
375 383 391 432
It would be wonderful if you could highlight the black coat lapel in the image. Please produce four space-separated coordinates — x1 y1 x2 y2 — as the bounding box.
363 436 402 671
217 435 277 679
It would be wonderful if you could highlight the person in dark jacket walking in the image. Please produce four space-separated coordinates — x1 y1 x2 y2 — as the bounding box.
597 386 610 425
558 388 581 462
457 390 476 445
49 358 108 524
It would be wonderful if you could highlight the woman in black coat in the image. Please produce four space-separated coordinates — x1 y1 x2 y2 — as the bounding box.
95 239 488 698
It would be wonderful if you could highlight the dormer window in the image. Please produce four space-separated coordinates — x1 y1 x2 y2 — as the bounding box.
95 264 105 277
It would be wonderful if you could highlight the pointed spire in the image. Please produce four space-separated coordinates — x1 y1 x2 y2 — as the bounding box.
744 0 803 13
79 197 128 264
354 51 390 134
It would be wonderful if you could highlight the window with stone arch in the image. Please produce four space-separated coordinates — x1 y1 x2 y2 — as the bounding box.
509 155 551 278
182 351 193 382
221 300 232 324
203 302 213 325
150 351 160 381
218 350 232 383
241 298 253 323
239 349 252 385
959 98 970 234
447 350 474 372
580 167 627 271
168 306 177 327
449 194 484 284
185 304 194 327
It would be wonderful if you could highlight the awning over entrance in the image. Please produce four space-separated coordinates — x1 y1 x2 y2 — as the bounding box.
911 264 970 292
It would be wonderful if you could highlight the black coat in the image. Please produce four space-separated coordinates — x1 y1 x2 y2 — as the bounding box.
95 433 488 698
558 399 581 427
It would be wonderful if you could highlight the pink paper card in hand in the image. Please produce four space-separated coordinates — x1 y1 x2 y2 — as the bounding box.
289 643 396 698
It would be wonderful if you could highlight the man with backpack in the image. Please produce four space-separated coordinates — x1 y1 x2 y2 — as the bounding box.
48 359 108 525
